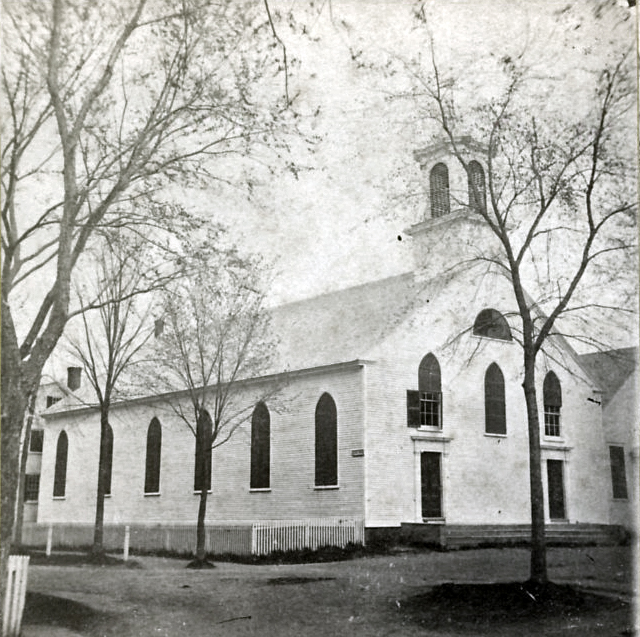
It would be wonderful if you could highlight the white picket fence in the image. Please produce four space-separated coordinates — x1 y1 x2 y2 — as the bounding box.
22 518 364 556
252 518 365 555
2 555 30 637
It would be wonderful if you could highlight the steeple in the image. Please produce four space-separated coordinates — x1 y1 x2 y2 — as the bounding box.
406 138 500 279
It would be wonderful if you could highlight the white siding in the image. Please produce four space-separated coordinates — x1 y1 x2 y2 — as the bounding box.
363 269 610 528
38 365 366 526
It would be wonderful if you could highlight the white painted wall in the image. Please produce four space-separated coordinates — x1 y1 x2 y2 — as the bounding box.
363 268 610 528
37 364 366 525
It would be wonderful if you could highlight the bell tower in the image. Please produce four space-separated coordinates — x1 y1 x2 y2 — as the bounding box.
406 137 501 279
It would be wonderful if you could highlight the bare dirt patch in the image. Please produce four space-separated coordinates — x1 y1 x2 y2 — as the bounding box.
22 546 636 637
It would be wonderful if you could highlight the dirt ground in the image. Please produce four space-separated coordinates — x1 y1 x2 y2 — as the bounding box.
22 545 637 637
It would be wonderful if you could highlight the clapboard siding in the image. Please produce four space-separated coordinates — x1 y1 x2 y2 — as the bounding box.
37 365 366 525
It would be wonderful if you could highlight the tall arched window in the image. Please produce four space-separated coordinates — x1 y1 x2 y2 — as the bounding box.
485 363 506 435
145 418 162 494
543 372 562 437
194 409 212 492
419 353 442 428
430 163 450 218
467 160 486 213
473 309 512 341
103 424 113 496
315 393 337 487
53 431 68 497
250 402 270 489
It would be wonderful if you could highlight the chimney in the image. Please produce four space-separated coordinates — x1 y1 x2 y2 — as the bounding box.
154 318 164 338
67 367 82 391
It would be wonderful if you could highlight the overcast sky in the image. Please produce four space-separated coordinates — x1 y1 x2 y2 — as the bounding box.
183 0 636 307
35 0 636 379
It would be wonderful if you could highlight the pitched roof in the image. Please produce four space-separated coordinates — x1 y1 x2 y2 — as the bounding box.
42 273 424 418
267 271 423 371
578 347 638 405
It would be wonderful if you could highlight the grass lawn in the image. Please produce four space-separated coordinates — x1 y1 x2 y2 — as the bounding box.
22 545 636 636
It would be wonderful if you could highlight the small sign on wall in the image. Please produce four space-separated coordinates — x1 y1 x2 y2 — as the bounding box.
351 449 364 457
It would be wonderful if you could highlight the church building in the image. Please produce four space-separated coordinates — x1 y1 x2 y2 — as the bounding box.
25 141 628 554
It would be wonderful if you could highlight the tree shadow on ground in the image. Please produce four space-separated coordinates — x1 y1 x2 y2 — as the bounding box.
397 582 632 635
23 592 113 633
265 576 336 585
25 550 141 568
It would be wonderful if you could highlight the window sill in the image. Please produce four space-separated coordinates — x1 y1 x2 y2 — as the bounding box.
314 485 339 490
28 451 43 455
411 432 452 443
24 500 38 504
144 492 161 497
52 496 66 500
193 490 212 495
250 488 271 493
612 497 629 501
484 432 507 438
422 518 445 524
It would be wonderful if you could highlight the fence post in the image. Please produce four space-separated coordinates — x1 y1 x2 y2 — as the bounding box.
251 524 257 555
2 555 30 637
123 525 130 561
45 525 53 557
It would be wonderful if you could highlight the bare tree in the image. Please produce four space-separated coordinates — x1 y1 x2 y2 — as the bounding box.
66 231 180 558
0 0 291 583
388 5 636 584
147 240 277 567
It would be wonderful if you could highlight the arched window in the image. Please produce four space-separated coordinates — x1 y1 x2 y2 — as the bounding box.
419 353 442 428
485 363 506 435
250 402 270 489
430 163 450 218
543 372 562 437
53 431 68 497
103 424 113 496
473 309 512 341
467 160 486 213
145 418 162 494
315 393 337 487
194 409 212 493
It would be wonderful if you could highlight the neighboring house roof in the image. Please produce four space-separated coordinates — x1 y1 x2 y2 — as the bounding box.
41 382 94 415
268 271 424 372
578 347 638 406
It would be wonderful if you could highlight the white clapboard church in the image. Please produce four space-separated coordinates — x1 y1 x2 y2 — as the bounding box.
23 141 633 555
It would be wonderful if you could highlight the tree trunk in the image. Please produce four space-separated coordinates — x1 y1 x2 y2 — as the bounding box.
522 351 547 584
92 405 111 556
194 418 212 564
1 303 31 600
0 387 28 585
195 484 208 562
14 393 37 548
